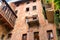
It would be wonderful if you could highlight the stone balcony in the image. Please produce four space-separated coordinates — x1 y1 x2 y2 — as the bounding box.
25 15 39 27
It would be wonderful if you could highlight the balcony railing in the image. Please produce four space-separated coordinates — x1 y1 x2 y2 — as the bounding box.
26 15 39 27
0 6 17 29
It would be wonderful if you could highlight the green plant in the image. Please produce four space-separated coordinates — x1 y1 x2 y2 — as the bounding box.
45 0 52 4
54 0 60 10
54 0 60 26
54 12 59 27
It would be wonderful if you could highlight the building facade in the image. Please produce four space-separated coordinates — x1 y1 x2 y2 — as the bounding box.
9 0 57 40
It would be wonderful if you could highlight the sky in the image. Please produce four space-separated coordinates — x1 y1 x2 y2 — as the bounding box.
0 0 20 6
6 0 18 2
6 0 10 2
0 0 12 6
0 0 20 3
6 0 20 3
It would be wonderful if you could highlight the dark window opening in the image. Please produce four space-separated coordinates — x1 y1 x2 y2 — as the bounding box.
33 17 37 20
47 30 54 40
26 8 29 12
33 0 36 2
22 34 27 40
33 15 37 20
34 32 39 40
1 34 5 40
33 6 36 10
7 33 12 39
15 10 18 14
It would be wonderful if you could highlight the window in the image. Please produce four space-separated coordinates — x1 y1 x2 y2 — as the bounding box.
7 33 12 39
1 34 5 40
33 15 37 20
57 29 60 40
7 33 12 40
26 1 30 4
22 34 27 40
33 17 37 20
34 32 39 40
47 30 54 40
26 8 29 12
33 6 36 10
33 0 36 2
15 10 18 14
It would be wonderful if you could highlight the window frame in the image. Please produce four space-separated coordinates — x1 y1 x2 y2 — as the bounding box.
26 7 29 12
33 6 36 10
47 30 54 40
34 32 39 40
22 34 27 40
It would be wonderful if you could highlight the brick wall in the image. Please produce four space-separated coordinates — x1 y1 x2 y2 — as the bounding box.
11 0 57 40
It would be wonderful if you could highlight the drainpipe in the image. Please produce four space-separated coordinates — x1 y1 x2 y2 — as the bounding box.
41 0 47 19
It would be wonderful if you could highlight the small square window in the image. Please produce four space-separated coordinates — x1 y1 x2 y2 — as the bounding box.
26 8 29 12
33 0 36 2
33 6 36 10
7 33 12 38
15 10 18 14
